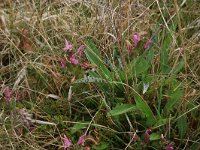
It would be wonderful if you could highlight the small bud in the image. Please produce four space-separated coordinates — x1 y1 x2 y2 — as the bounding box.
144 128 152 143
63 135 72 149
144 39 153 49
133 32 140 47
77 134 86 146
64 39 72 51
77 45 85 56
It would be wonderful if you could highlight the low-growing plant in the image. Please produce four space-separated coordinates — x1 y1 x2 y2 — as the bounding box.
71 21 198 149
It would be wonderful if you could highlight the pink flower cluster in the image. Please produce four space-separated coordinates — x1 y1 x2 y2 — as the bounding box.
62 134 86 149
58 39 95 69
59 39 88 68
64 39 73 51
63 39 80 65
127 32 153 55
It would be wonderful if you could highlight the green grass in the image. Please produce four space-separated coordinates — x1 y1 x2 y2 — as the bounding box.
0 0 200 149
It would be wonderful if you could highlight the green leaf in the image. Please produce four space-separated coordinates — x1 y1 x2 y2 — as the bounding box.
187 102 198 118
173 59 185 75
134 95 154 118
164 90 182 114
134 95 155 125
150 133 161 141
70 122 88 134
131 57 150 76
84 39 112 80
177 115 188 138
107 104 137 117
147 48 155 63
153 117 174 128
154 118 168 127
160 23 176 74
93 142 109 150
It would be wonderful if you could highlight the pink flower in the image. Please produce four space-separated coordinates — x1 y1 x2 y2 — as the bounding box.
77 45 85 56
70 54 78 64
144 39 153 49
63 135 72 149
165 144 174 150
3 87 13 102
133 32 140 47
64 39 72 51
77 134 86 146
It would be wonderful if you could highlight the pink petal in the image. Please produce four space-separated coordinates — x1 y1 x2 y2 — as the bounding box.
77 45 85 56
71 59 78 64
77 134 86 146
133 32 140 47
63 135 72 149
70 55 79 65
64 39 72 51
144 39 153 49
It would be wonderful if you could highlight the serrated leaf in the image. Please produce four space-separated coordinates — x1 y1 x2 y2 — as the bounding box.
107 104 137 117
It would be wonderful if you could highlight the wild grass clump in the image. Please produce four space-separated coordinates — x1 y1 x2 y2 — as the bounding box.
0 0 200 149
